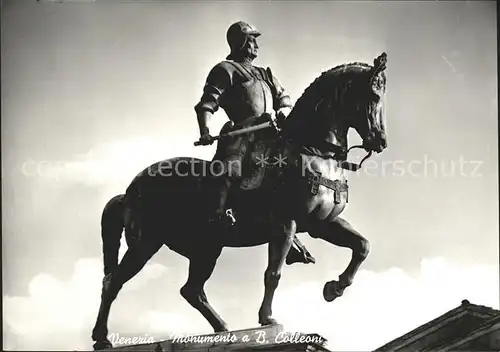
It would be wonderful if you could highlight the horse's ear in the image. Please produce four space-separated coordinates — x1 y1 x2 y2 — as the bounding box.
370 52 387 88
372 52 387 75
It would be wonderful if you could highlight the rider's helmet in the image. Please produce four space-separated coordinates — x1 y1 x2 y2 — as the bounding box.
226 21 261 60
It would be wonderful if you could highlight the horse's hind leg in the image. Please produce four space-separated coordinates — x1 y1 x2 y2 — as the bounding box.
309 217 370 302
180 248 228 333
91 241 162 350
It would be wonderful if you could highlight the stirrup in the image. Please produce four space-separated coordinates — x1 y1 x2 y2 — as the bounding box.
208 210 235 228
225 209 236 224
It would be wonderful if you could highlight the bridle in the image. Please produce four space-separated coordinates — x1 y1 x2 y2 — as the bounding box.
288 137 374 172
296 54 386 172
341 145 373 172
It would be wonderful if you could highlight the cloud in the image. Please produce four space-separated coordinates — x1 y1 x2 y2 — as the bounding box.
3 256 498 351
3 238 171 351
273 257 499 351
20 136 218 188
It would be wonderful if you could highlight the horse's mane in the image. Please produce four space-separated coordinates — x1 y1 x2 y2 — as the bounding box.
282 59 388 144
288 61 374 119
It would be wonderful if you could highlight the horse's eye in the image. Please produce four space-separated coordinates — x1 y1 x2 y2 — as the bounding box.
372 82 384 95
371 75 385 92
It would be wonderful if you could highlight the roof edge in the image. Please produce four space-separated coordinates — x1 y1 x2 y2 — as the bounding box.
374 300 500 351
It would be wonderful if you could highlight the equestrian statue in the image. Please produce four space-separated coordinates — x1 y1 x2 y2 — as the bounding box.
91 21 388 350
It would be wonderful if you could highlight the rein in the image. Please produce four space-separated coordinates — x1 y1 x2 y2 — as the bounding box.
284 136 373 172
342 145 373 172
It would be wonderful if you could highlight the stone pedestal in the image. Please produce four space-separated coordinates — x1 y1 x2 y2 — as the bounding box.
101 324 331 352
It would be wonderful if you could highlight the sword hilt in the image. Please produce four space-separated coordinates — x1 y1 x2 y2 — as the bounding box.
194 120 273 146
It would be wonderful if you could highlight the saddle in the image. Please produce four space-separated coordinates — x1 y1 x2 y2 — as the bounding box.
211 120 295 192
240 138 274 190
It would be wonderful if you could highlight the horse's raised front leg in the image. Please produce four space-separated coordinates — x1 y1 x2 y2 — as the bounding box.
180 247 228 333
309 217 370 302
91 242 162 350
258 220 296 326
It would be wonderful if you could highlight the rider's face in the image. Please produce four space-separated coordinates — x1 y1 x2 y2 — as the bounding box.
243 35 259 59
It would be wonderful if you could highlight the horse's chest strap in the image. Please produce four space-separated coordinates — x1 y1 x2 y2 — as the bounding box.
305 170 349 203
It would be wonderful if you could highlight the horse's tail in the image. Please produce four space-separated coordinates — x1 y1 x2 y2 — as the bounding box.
101 194 126 276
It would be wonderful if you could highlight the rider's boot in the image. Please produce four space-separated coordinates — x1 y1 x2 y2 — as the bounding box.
286 239 316 265
207 175 236 231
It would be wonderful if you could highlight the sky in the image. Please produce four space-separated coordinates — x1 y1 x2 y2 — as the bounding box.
1 0 498 351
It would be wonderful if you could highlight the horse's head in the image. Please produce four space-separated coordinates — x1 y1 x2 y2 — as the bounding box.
284 52 388 156
352 52 388 153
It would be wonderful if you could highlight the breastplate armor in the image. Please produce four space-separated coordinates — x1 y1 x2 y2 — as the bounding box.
222 62 275 124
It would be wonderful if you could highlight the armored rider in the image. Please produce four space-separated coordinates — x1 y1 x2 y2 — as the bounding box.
194 21 293 229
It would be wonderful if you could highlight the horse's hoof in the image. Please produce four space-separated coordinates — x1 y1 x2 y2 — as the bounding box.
93 340 113 351
323 280 345 302
259 317 278 326
214 325 229 333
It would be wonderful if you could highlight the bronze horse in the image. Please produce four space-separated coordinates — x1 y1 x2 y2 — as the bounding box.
91 53 388 350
